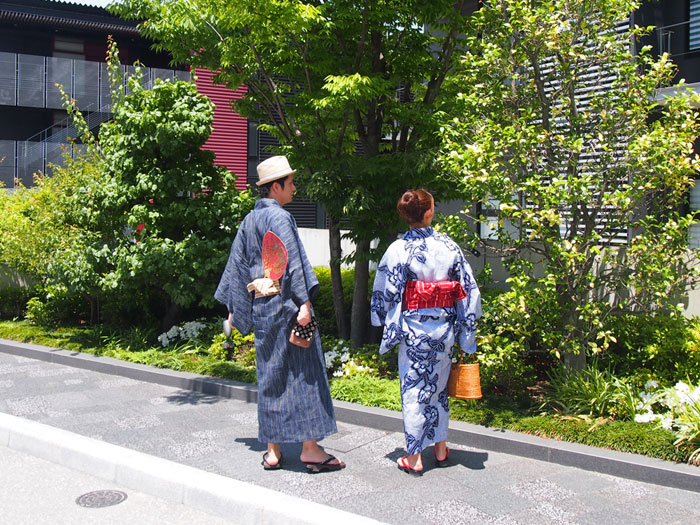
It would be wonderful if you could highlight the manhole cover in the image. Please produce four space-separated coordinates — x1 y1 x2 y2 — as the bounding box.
75 490 128 508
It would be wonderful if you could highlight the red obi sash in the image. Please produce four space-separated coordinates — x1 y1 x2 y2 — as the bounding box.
402 280 467 310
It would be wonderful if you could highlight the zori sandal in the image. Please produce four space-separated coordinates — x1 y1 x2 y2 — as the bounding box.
305 455 346 473
262 451 283 470
398 456 423 476
434 446 450 468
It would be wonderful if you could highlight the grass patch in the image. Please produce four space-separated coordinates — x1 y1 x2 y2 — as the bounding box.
0 320 256 384
330 374 402 411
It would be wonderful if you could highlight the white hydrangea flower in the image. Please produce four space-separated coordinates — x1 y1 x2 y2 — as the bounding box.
638 392 654 404
324 350 338 369
660 415 674 430
166 325 180 340
181 321 206 339
674 381 690 394
690 387 700 403
644 380 659 391
157 333 170 348
634 412 655 424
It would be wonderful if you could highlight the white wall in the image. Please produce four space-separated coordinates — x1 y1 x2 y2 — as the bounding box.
298 228 357 268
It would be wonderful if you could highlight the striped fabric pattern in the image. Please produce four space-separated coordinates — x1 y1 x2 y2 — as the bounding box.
215 199 337 443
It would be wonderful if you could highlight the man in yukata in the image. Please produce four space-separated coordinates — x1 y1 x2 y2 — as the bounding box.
215 155 345 473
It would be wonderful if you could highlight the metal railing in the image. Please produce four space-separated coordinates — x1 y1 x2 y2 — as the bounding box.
0 52 190 188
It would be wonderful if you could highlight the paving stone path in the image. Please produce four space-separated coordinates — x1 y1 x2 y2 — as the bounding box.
1 351 699 524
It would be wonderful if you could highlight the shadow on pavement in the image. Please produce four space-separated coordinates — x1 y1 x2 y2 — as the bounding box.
164 390 226 405
385 446 488 470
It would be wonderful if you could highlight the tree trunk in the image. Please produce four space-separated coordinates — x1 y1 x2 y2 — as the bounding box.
162 301 181 333
328 216 349 339
561 304 586 371
350 239 371 347
563 351 586 371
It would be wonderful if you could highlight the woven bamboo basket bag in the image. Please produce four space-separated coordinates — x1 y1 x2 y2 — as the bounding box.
447 355 482 400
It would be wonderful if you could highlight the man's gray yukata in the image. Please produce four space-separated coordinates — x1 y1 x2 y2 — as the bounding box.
215 198 337 443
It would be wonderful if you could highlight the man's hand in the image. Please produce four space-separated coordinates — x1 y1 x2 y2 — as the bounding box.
297 301 312 326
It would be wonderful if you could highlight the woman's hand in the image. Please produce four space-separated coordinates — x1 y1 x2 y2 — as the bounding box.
297 301 312 326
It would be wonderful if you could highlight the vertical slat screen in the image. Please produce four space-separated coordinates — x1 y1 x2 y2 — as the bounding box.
690 0 700 50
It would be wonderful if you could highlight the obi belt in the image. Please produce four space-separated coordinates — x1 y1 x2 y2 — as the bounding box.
402 280 468 310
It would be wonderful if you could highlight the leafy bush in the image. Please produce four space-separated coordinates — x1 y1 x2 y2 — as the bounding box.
0 286 31 320
0 42 256 328
322 336 397 379
601 313 700 385
208 327 255 366
312 267 355 337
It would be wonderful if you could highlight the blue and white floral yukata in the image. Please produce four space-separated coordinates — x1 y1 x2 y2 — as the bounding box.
371 227 481 455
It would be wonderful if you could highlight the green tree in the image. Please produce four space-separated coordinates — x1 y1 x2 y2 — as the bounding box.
439 0 700 369
0 42 255 328
111 0 474 345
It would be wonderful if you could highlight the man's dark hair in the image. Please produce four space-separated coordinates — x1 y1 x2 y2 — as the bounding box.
257 176 286 198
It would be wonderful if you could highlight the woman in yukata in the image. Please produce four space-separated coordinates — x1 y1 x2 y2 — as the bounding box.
371 189 481 476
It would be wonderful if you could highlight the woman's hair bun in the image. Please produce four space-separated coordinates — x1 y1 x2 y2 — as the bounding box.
397 189 433 225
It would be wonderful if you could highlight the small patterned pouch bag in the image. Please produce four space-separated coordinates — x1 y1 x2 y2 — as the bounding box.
289 316 319 348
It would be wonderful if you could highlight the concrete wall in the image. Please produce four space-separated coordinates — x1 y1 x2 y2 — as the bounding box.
0 264 31 288
298 228 357 269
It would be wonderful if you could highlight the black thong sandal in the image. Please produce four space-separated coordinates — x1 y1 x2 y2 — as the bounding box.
305 454 346 473
262 451 283 470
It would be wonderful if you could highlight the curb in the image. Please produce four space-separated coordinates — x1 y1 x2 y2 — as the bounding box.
0 412 383 525
1 338 699 493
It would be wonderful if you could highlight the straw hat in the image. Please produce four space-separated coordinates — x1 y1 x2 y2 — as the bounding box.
256 156 297 186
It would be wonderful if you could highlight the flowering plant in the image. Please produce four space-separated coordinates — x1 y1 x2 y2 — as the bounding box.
322 338 375 378
157 320 208 348
635 379 700 464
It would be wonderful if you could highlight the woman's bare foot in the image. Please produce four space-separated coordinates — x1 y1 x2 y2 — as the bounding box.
397 452 423 472
434 440 448 462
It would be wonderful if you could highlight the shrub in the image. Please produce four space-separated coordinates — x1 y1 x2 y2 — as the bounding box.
477 333 536 402
312 267 354 337
0 43 256 328
208 327 255 366
601 313 700 385
0 287 31 320
322 336 397 379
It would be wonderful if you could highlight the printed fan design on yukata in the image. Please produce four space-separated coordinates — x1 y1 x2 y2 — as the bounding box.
262 231 288 279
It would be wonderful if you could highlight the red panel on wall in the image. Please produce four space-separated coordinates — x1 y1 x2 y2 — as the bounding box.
194 68 248 191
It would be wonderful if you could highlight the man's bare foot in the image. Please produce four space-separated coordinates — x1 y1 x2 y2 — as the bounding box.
300 441 344 468
263 444 282 467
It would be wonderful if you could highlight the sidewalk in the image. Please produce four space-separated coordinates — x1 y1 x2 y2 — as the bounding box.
0 446 235 525
1 339 699 524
